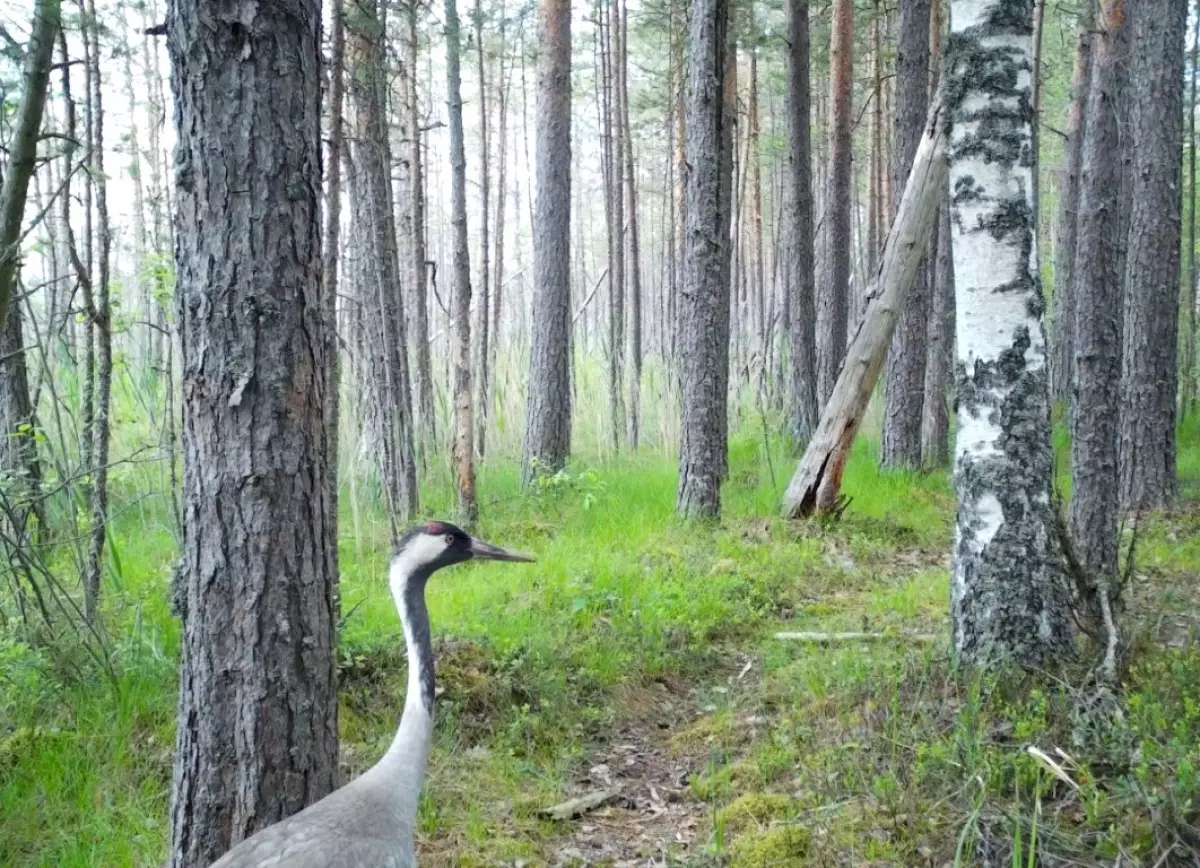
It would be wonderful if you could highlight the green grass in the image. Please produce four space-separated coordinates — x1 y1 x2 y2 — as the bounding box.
3 417 1200 866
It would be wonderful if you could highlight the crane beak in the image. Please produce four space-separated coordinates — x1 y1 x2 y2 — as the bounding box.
468 537 536 563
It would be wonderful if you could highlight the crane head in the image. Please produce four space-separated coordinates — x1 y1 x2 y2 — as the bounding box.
392 520 536 575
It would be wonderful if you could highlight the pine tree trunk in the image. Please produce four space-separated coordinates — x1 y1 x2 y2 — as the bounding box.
921 195 954 467
166 2 339 863
609 0 627 451
82 0 112 626
347 0 419 527
816 0 853 406
324 0 345 511
1070 0 1126 598
920 0 952 468
786 0 817 443
1118 0 1186 511
880 0 931 469
491 8 509 401
522 0 572 481
408 1 436 453
621 0 642 450
947 0 1071 668
1185 2 1200 417
1049 16 1093 404
445 0 478 524
474 0 493 459
868 0 882 272
677 0 733 519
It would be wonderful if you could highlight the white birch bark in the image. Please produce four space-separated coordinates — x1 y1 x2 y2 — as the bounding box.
946 0 1071 667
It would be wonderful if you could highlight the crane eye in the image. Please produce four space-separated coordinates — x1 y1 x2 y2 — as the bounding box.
444 533 455 546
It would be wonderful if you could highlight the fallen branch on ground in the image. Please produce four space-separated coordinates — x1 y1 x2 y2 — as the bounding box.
773 631 939 643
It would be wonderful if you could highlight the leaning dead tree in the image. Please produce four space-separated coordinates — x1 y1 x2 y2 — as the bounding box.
781 87 947 520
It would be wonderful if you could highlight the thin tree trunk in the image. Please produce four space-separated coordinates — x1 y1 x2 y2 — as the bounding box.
621 0 642 450
920 0 952 468
1185 0 1200 416
816 0 853 406
348 0 419 527
868 0 882 272
82 0 113 626
787 0 817 443
323 0 345 586
748 42 765 365
947 0 1070 668
490 7 509 397
166 1 339 862
408 0 436 452
1050 14 1093 404
446 0 478 523
1119 0 1186 510
118 7 150 370
474 0 492 459
609 0 627 451
1030 0 1046 232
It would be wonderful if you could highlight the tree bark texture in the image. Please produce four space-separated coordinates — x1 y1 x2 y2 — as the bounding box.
622 0 643 451
1184 0 1200 417
1070 0 1126 597
816 0 854 407
1118 0 1186 510
677 0 732 519
165 1 339 864
609 0 627 452
881 0 932 469
786 0 818 444
946 0 1071 669
446 0 478 525
0 0 61 335
82 0 114 625
346 0 419 525
474 0 493 459
0 300 45 543
407 1 436 452
523 0 572 483
1049 18 1093 404
921 194 955 468
782 91 948 519
324 0 345 518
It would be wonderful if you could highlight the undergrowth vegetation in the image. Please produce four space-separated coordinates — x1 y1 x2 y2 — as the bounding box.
2 421 1199 866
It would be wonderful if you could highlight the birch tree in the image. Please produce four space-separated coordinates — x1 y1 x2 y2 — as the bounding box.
946 0 1071 667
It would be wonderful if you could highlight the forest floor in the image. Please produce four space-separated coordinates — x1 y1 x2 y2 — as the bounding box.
3 424 1200 866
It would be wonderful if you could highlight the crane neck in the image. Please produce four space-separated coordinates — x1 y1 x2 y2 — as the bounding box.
375 560 436 830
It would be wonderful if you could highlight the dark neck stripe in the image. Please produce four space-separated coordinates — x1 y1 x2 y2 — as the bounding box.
401 568 436 713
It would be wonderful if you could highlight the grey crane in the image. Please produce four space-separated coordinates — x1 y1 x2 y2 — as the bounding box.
206 521 535 868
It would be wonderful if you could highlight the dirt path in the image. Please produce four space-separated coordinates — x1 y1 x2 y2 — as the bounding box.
544 679 715 867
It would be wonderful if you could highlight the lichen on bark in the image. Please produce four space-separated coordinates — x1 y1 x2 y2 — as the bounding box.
947 0 1072 668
